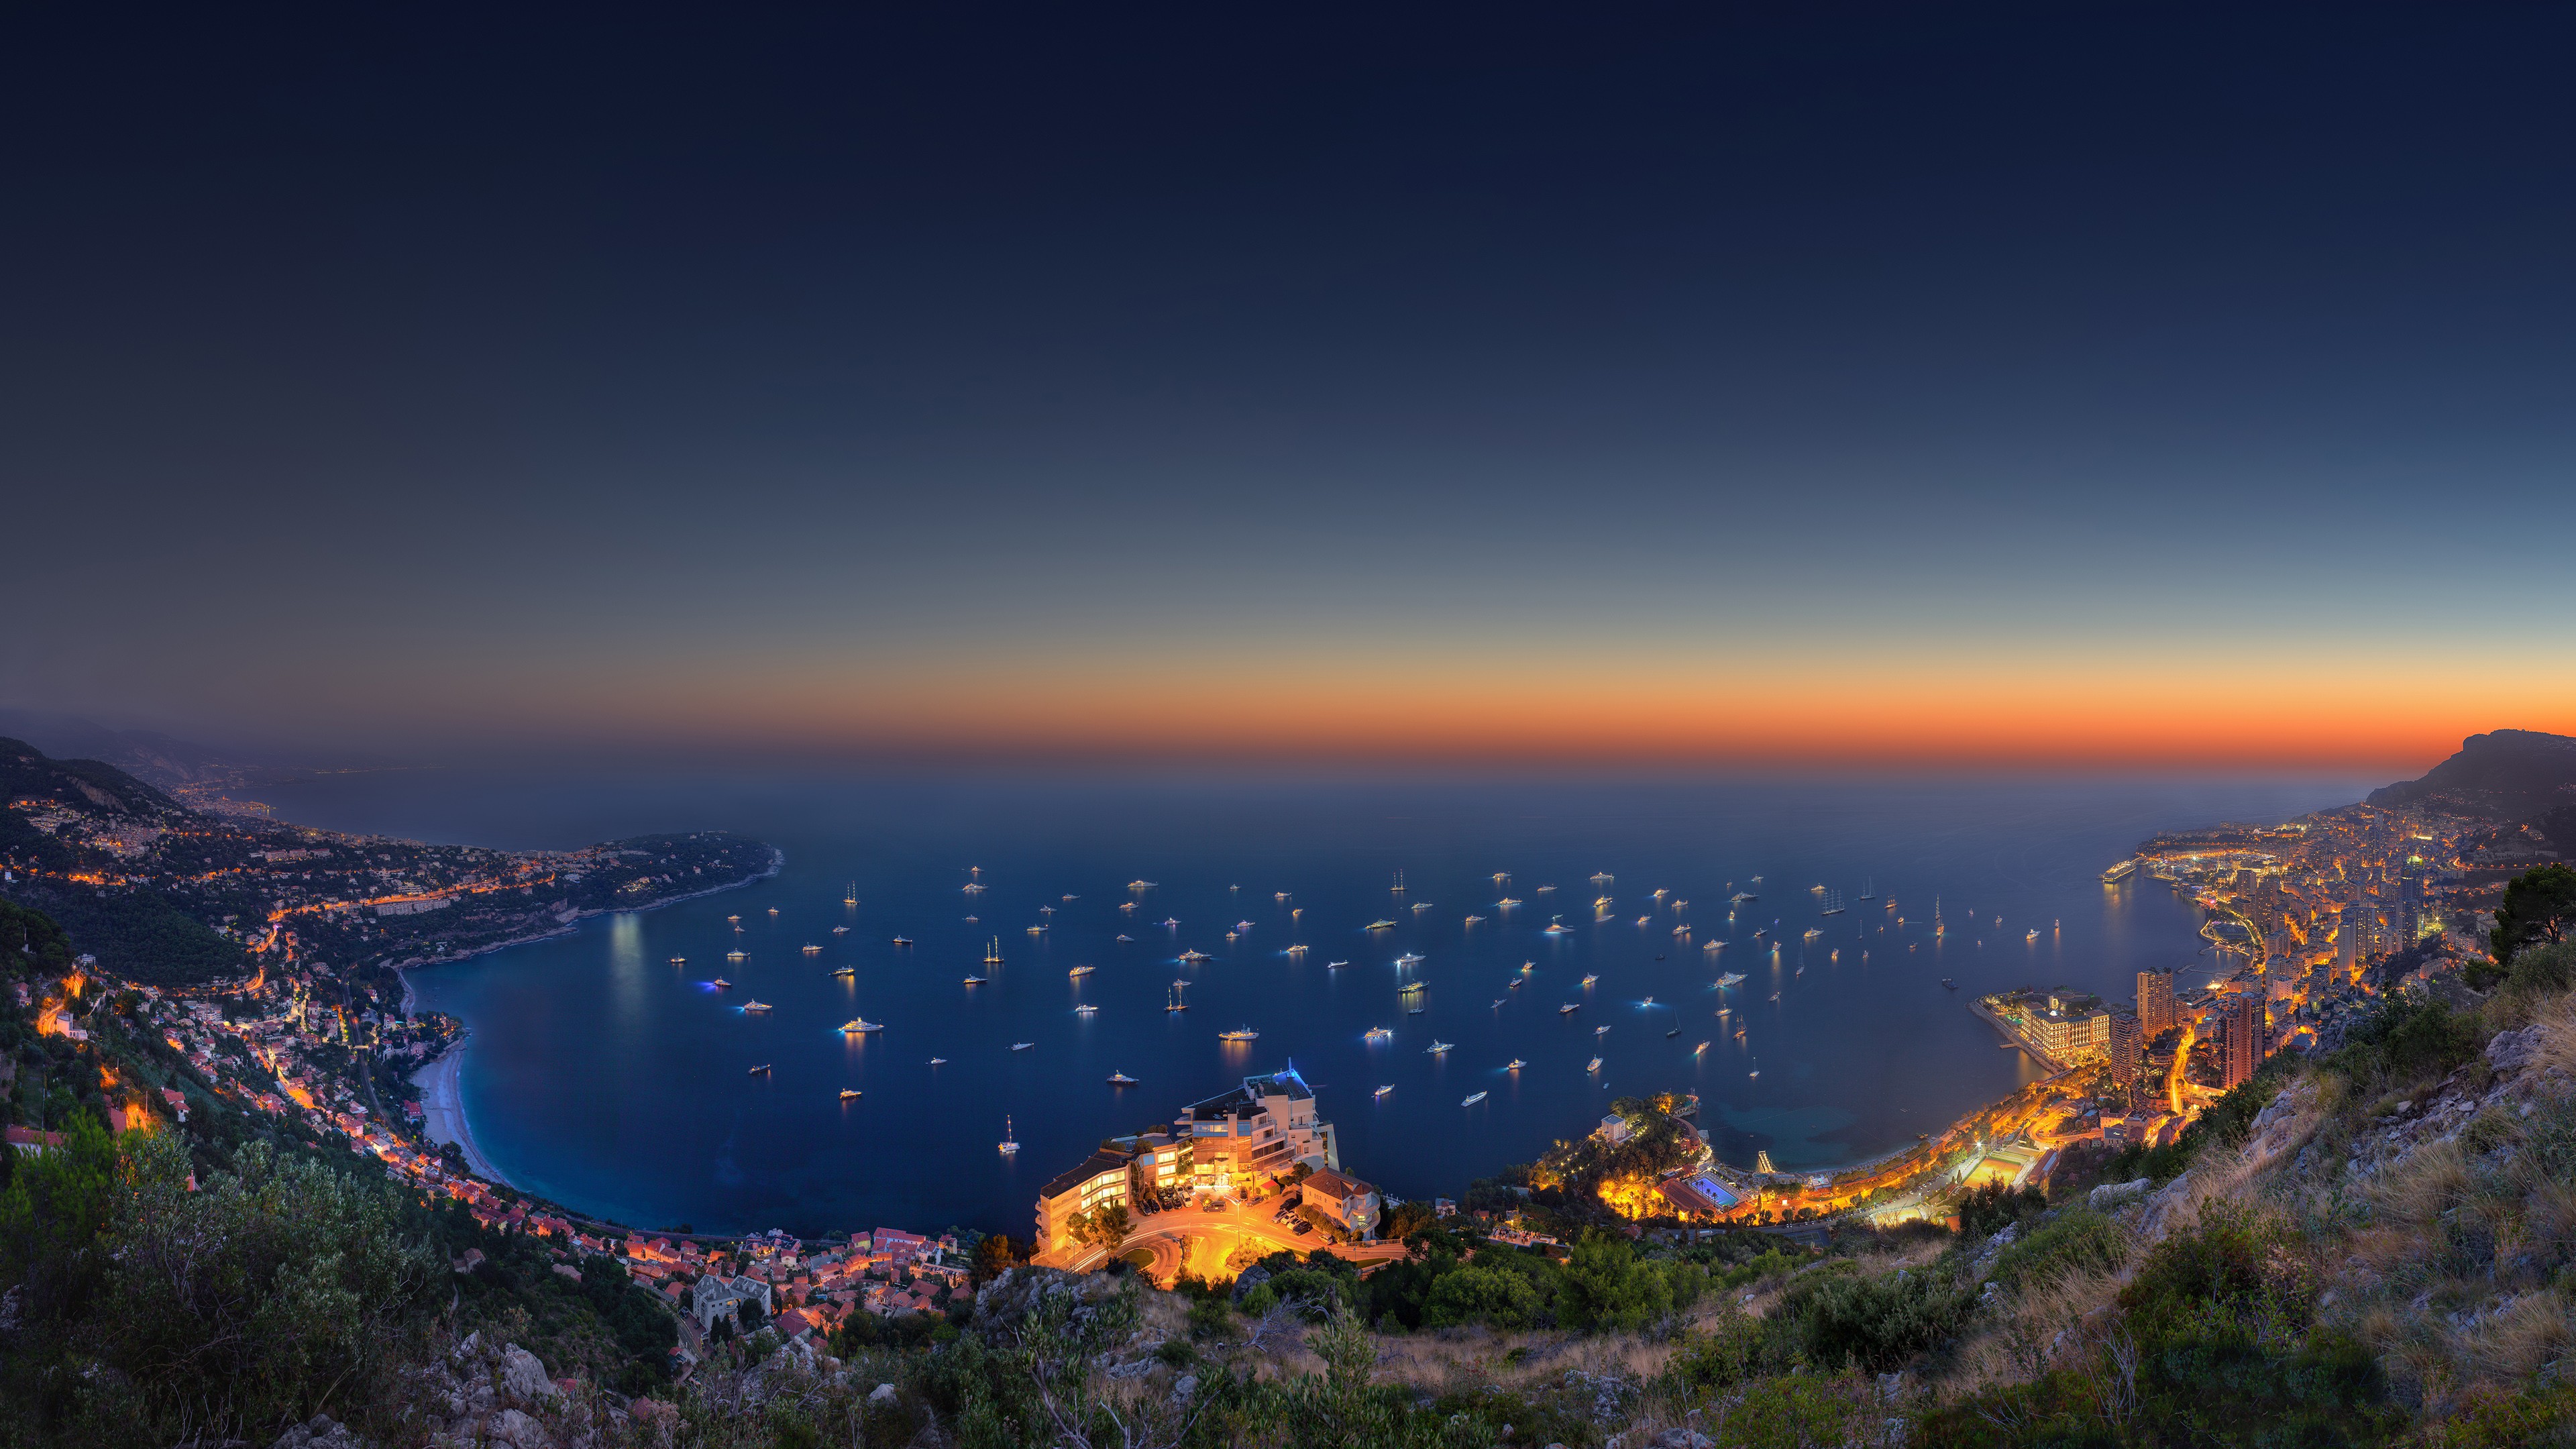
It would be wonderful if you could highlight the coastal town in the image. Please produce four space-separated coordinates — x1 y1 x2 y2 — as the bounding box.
5 730 2560 1375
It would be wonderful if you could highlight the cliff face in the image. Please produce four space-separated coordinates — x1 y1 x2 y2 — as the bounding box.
2367 729 2576 819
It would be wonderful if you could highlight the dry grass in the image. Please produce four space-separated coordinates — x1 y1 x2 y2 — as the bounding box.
2522 990 2576 1077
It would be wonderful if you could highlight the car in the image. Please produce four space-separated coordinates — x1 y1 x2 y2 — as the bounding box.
1291 1221 1313 1235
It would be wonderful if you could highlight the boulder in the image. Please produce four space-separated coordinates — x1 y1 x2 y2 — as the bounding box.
487 1407 553 1449
2136 1171 2195 1241
271 1414 367 1449
2487 1024 2547 1077
1652 1431 1714 1448
867 1383 900 1407
1229 1263 1273 1303
2088 1178 2151 1211
499 1344 560 1408
1171 1373 1199 1403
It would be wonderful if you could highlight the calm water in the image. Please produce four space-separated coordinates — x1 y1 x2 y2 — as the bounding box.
264 769 2368 1238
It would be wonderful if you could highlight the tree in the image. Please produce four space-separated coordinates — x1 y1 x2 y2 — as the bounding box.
1073 1201 1131 1249
1420 1263 1540 1330
2491 863 2576 964
974 1232 1026 1283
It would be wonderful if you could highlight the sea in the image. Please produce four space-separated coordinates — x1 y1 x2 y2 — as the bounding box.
260 768 2372 1240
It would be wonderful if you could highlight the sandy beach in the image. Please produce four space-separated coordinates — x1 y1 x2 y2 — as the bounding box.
393 846 779 1196
411 1037 512 1187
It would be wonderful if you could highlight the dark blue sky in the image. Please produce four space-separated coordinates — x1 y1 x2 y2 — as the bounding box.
7 4 2574 764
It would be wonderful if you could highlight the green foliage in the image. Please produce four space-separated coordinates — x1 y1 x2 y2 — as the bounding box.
1662 1302 1767 1393
1420 1261 1542 1329
2490 862 2576 965
1558 1233 1705 1331
1067 1200 1132 1248
88 1131 441 1440
1986 1209 2126 1294
1789 1264 1974 1373
1380 1198 1439 1240
2477 937 2576 999
1927 1203 2400 1448
5 883 250 987
1 1124 445 1447
0 898 75 977
1956 1181 2047 1239
1703 1368 1882 1448
2424 1381 2576 1448
1187 1293 1233 1338
2328 992 2482 1088
0 1106 117 1275
973 1231 1025 1282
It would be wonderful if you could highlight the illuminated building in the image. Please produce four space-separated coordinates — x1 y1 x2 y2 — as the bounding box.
2136 969 2176 1039
2107 1012 2144 1102
2220 992 2266 1089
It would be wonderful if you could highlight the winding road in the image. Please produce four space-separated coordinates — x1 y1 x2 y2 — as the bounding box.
1040 1195 1409 1285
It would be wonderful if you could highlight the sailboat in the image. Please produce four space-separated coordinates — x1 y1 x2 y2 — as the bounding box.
1165 986 1187 1012
1821 890 1845 916
984 938 1004 963
998 1116 1019 1154
844 881 859 905
1858 877 1874 900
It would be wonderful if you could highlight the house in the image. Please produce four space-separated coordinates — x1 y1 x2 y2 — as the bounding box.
5 1126 66 1155
690 1275 774 1333
871 1227 927 1264
1296 1167 1381 1238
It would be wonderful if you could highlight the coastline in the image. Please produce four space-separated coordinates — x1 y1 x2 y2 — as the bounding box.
397 845 784 1201
411 1033 513 1187
392 846 782 993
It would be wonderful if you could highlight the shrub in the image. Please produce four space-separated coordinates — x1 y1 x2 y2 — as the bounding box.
1986 1208 2125 1294
2329 993 2482 1088
1957 1182 2047 1240
1419 1262 1541 1330
1792 1267 1974 1373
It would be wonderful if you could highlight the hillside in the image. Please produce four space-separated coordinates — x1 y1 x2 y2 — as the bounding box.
2368 728 2576 821
0 708 390 792
0 739 774 989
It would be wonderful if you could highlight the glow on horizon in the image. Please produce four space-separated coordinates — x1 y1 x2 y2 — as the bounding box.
227 640 2576 771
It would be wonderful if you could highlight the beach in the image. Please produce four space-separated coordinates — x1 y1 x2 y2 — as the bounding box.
411 1037 512 1187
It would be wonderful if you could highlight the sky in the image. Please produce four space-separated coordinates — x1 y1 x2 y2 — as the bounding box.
5 3 2575 771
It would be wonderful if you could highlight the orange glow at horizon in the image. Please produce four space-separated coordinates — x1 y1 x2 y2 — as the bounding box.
242 635 2576 771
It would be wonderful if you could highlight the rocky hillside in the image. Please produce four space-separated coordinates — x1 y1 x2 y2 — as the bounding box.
2369 728 2576 821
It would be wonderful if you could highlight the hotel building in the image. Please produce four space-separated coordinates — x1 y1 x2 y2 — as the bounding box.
1175 1065 1339 1194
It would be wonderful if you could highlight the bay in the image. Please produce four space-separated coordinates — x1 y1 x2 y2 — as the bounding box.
262 769 2370 1238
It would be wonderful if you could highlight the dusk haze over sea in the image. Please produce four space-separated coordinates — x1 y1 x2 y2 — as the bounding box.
8 6 2576 1446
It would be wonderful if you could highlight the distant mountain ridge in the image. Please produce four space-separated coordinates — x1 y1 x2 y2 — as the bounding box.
2367 728 2576 819
0 707 394 790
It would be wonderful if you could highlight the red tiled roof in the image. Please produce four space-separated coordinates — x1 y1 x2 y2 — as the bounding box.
1303 1167 1374 1199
